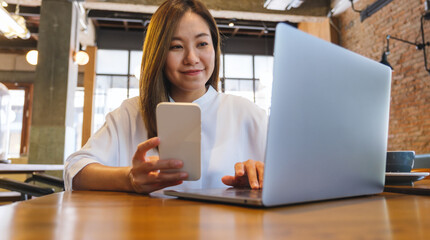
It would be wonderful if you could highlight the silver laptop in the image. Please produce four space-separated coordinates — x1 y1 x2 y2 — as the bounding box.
164 23 392 207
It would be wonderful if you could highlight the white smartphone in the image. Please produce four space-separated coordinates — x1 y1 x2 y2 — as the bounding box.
156 102 201 181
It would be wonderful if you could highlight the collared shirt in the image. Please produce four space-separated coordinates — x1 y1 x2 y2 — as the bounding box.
64 86 268 190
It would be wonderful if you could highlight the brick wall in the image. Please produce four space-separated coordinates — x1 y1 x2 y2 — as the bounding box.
337 0 430 154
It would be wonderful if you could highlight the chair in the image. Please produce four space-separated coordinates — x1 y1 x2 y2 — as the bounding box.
24 172 65 188
0 173 64 201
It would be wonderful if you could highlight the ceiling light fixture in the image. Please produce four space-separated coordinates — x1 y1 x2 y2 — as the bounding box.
349 0 393 22
1 1 7 7
287 0 305 10
26 50 38 65
26 50 90 66
228 18 236 27
74 51 90 65
0 3 30 40
264 0 305 11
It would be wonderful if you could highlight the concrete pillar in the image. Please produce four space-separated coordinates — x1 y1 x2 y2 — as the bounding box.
29 0 79 165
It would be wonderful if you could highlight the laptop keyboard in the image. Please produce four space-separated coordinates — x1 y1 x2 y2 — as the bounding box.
222 188 262 199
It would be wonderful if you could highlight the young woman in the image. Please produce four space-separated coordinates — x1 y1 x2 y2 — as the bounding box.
64 0 268 194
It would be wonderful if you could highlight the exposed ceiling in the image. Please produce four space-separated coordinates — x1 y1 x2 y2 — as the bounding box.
82 0 331 21
0 0 338 53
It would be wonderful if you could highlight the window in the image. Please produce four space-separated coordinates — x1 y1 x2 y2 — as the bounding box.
87 50 273 147
96 50 129 75
73 87 84 151
93 50 273 118
221 54 273 112
1 82 33 158
254 55 274 111
93 50 141 133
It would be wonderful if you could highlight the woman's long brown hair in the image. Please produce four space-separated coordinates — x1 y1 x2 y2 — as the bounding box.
139 0 221 140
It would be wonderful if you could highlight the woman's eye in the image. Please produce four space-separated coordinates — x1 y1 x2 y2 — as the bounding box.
198 42 208 47
170 45 182 50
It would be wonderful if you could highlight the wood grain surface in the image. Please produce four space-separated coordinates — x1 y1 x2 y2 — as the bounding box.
1 181 430 239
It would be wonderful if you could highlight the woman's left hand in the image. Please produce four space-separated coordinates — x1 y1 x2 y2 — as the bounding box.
221 159 264 189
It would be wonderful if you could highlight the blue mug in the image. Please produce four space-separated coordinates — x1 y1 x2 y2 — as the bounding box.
386 151 415 172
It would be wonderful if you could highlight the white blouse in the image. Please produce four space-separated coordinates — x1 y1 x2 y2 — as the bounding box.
64 86 268 191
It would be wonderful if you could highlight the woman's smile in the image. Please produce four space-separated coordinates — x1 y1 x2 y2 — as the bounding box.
181 69 204 76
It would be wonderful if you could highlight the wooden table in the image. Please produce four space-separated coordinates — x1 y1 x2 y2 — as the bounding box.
1 181 430 240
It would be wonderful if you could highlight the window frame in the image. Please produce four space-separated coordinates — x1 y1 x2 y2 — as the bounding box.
2 82 33 156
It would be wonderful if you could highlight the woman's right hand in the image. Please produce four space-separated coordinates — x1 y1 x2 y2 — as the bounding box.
128 137 188 194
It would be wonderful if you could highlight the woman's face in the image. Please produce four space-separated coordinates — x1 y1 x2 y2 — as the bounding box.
164 11 215 101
